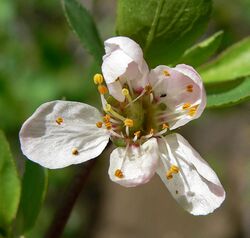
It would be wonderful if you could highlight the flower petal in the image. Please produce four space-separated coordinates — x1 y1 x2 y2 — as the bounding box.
19 100 110 169
157 133 225 215
104 36 147 76
149 64 206 129
102 37 149 101
108 138 159 187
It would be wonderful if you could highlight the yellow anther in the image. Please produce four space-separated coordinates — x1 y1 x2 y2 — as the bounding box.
170 165 179 174
96 121 103 128
115 169 124 178
145 85 153 94
98 85 108 94
188 105 198 116
122 88 129 96
105 122 112 130
166 171 173 180
122 88 133 103
186 84 193 92
93 73 103 85
56 117 63 125
124 118 134 127
103 114 111 123
105 104 126 121
105 104 112 112
163 70 170 76
134 131 141 138
182 103 191 110
166 165 179 180
72 148 79 155
162 123 169 130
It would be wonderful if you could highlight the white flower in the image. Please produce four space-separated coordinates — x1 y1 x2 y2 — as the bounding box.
19 36 225 215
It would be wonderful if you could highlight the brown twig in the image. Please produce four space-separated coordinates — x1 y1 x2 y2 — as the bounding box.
45 159 97 238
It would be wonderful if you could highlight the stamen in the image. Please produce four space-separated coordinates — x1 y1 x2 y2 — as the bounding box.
134 131 141 138
166 165 179 179
122 88 133 103
182 103 191 110
115 169 124 178
170 165 179 174
133 131 141 142
72 148 79 155
105 121 112 130
105 104 126 121
163 70 170 76
166 171 173 180
124 118 134 127
93 73 104 85
188 105 198 116
186 84 193 92
109 130 124 138
98 85 108 94
145 85 153 94
56 117 63 125
96 121 103 128
103 114 111 123
162 123 169 129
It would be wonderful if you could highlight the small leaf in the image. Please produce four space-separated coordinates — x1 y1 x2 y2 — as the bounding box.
62 0 104 64
18 160 48 233
116 0 212 66
200 37 250 83
0 130 21 234
206 77 250 108
177 31 224 67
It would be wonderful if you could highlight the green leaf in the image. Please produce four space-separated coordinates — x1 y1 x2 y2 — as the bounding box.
116 0 212 67
206 77 250 108
177 31 224 67
62 0 104 64
0 130 21 235
200 37 250 83
18 160 48 233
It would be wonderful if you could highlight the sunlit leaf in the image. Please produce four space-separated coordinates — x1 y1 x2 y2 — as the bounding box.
206 77 250 108
200 37 250 83
177 31 223 67
116 0 212 66
62 0 104 64
18 160 48 233
0 130 21 235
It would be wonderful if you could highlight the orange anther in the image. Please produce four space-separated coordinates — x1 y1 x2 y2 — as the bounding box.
96 121 103 128
186 84 193 92
98 85 108 94
163 70 170 76
56 117 63 125
115 169 124 178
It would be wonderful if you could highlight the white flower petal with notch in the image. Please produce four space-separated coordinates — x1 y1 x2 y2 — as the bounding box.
19 100 110 169
149 65 206 130
108 138 159 187
157 133 225 215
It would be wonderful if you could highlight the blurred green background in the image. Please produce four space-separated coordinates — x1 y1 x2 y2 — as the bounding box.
0 0 250 237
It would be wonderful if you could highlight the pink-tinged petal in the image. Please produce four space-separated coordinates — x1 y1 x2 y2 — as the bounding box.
104 36 145 70
106 80 125 102
102 37 149 96
19 101 110 169
157 134 225 215
102 49 134 84
108 138 159 187
149 64 206 129
175 64 206 116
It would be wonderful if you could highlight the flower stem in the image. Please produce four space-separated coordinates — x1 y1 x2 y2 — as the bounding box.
44 159 97 238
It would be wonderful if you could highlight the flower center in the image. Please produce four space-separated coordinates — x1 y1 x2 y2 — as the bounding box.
94 74 173 147
93 73 199 147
